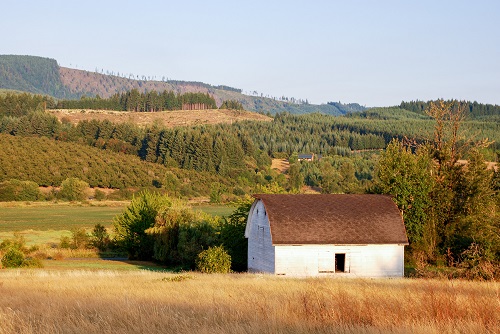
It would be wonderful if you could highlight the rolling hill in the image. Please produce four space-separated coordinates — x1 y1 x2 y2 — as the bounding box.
0 55 365 115
48 108 272 128
0 133 239 197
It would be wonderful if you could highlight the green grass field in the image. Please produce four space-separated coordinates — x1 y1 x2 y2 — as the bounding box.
0 202 234 246
0 204 124 232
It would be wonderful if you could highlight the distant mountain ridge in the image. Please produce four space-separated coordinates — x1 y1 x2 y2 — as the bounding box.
0 55 365 116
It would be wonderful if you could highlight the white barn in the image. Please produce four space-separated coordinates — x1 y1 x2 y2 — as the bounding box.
245 194 408 278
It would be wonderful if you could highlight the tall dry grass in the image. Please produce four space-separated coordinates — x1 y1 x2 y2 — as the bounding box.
0 271 498 334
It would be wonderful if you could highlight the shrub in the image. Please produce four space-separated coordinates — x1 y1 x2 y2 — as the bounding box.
59 235 71 249
0 234 28 253
94 189 106 201
21 257 43 268
59 177 89 201
0 179 42 202
196 246 231 274
146 200 219 268
90 224 110 251
71 228 90 249
1 248 25 268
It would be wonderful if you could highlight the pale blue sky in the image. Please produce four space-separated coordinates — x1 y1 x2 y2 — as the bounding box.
2 0 499 107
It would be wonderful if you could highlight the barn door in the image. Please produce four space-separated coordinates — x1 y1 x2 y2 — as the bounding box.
318 251 335 273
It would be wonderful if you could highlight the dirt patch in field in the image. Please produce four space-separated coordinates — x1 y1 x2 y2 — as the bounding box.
49 109 272 128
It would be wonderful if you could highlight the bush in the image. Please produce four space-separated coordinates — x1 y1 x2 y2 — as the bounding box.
21 257 43 268
90 224 110 251
59 235 71 249
1 248 25 268
59 177 89 201
94 189 106 201
71 228 90 249
146 200 219 268
0 179 42 202
0 234 28 253
196 246 231 274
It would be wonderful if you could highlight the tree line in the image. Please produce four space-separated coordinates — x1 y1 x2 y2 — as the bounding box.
55 89 217 112
400 99 500 119
0 92 56 117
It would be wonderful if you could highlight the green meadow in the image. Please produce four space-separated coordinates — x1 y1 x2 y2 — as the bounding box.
0 202 233 246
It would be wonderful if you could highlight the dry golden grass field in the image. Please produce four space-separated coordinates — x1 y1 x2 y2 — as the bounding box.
0 270 498 334
49 108 272 128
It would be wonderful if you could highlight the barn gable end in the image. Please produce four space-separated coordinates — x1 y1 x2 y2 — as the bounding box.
245 200 275 273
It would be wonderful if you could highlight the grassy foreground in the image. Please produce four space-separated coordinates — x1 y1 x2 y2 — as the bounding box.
0 271 498 334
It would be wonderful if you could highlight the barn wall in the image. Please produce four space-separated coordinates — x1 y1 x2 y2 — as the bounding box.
274 244 404 277
246 200 275 273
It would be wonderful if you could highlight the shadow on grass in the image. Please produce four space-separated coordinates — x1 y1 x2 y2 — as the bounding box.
97 252 186 273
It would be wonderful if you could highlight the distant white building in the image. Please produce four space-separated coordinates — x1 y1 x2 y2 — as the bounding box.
297 153 314 161
245 194 408 278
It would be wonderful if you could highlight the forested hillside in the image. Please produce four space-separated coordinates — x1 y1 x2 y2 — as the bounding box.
0 134 165 188
0 55 72 98
0 134 249 199
400 100 500 119
0 55 364 115
0 92 498 202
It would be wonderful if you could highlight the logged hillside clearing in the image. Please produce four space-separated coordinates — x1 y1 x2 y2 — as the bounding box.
271 158 290 173
49 108 272 127
0 270 498 334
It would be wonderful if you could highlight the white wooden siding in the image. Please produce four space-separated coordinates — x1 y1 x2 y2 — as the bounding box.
246 200 275 273
274 244 404 277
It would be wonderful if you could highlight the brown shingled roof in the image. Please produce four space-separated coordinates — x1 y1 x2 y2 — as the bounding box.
253 194 408 245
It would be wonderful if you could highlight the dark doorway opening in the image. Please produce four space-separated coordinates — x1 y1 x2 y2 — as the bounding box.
335 253 345 272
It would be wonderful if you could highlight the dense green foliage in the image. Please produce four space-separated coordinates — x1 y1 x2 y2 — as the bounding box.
0 92 56 117
0 133 264 200
0 134 166 188
0 55 72 98
58 177 89 201
195 246 232 273
1 88 498 205
373 140 433 244
0 179 43 201
114 191 251 271
1 248 25 268
56 89 217 111
113 191 172 260
89 224 111 251
146 200 219 268
400 99 500 119
374 101 499 275
0 234 43 268
298 154 376 194
233 112 387 155
218 197 253 271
